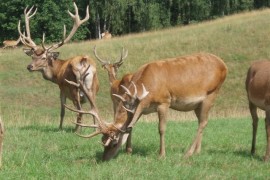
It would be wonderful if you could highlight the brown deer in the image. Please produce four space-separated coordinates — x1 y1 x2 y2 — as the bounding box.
93 46 132 113
18 3 99 131
245 60 270 161
2 37 20 49
66 52 227 161
101 31 112 39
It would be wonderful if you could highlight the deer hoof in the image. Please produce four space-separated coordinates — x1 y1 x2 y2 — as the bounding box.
126 148 132 154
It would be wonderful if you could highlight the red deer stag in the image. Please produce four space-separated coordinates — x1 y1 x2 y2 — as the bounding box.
93 46 132 113
18 3 99 131
66 53 227 161
2 37 21 49
245 60 270 161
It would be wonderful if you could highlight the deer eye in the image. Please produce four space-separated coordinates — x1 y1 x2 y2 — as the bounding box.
41 57 47 61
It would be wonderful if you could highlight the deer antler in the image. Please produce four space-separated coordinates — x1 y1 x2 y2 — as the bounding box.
44 2 90 51
94 46 128 68
18 6 38 49
64 72 108 138
113 82 149 113
19 2 89 52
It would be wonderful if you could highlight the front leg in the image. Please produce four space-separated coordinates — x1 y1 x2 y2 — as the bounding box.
59 92 66 130
264 110 270 161
126 130 133 154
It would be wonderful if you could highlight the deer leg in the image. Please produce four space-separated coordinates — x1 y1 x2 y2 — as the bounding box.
126 130 133 154
59 92 66 130
157 104 169 158
249 102 258 155
74 90 83 132
264 110 270 161
185 93 216 158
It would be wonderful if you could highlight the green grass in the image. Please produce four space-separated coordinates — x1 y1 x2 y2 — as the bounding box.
1 118 270 179
1 9 270 179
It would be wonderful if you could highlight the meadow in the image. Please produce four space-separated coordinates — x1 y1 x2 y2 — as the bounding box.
1 9 270 179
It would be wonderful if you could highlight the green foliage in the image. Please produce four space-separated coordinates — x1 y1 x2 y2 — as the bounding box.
1 0 270 43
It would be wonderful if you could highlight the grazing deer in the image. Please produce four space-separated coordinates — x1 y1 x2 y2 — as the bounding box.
245 60 270 161
0 117 4 168
2 37 20 49
66 53 227 161
101 31 112 39
18 3 99 131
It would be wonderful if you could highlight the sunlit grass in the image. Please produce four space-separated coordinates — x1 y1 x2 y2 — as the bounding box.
1 9 270 179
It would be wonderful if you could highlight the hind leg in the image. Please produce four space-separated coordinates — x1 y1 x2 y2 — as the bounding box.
185 92 217 158
264 109 270 161
249 102 258 155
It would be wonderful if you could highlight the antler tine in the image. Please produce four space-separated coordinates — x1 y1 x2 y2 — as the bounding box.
24 6 37 39
131 82 138 98
138 83 149 100
18 6 38 49
75 130 102 139
116 47 128 66
65 77 107 128
64 2 89 44
93 45 108 65
48 2 89 52
73 122 99 128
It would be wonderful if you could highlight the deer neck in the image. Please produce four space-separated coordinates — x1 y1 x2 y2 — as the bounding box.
108 70 117 86
42 59 64 84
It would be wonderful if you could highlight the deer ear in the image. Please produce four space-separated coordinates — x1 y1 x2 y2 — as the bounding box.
23 49 34 56
48 52 60 60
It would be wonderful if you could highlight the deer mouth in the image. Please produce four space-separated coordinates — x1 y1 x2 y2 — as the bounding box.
27 64 34 72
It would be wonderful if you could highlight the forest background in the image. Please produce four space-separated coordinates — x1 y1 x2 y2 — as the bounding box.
1 0 270 43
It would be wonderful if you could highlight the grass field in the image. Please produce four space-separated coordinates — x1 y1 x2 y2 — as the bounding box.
1 9 270 179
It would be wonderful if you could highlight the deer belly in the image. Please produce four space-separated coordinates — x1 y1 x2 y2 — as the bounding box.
170 96 206 111
249 95 266 110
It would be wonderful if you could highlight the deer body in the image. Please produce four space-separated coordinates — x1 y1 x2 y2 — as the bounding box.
26 51 99 129
101 31 112 39
68 52 227 161
246 60 270 161
99 53 227 160
3 37 20 49
18 3 98 130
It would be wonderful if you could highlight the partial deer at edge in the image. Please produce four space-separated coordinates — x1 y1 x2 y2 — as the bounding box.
246 60 270 161
18 2 99 131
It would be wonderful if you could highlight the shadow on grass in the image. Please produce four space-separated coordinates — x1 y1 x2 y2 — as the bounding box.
206 148 263 161
233 149 263 161
19 124 75 133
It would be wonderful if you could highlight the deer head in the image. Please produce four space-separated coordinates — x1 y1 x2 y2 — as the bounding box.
65 69 149 160
18 3 89 72
93 46 128 84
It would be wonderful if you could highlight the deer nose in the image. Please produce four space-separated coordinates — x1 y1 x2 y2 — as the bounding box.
27 64 33 71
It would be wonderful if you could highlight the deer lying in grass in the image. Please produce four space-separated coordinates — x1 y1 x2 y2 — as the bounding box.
66 53 227 161
18 3 99 131
101 31 112 39
2 37 20 49
246 60 270 161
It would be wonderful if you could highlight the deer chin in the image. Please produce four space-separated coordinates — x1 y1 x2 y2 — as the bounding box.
102 133 129 161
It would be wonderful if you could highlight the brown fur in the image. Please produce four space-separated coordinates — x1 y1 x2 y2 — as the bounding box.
2 37 20 49
25 48 99 131
246 60 270 161
102 53 227 161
